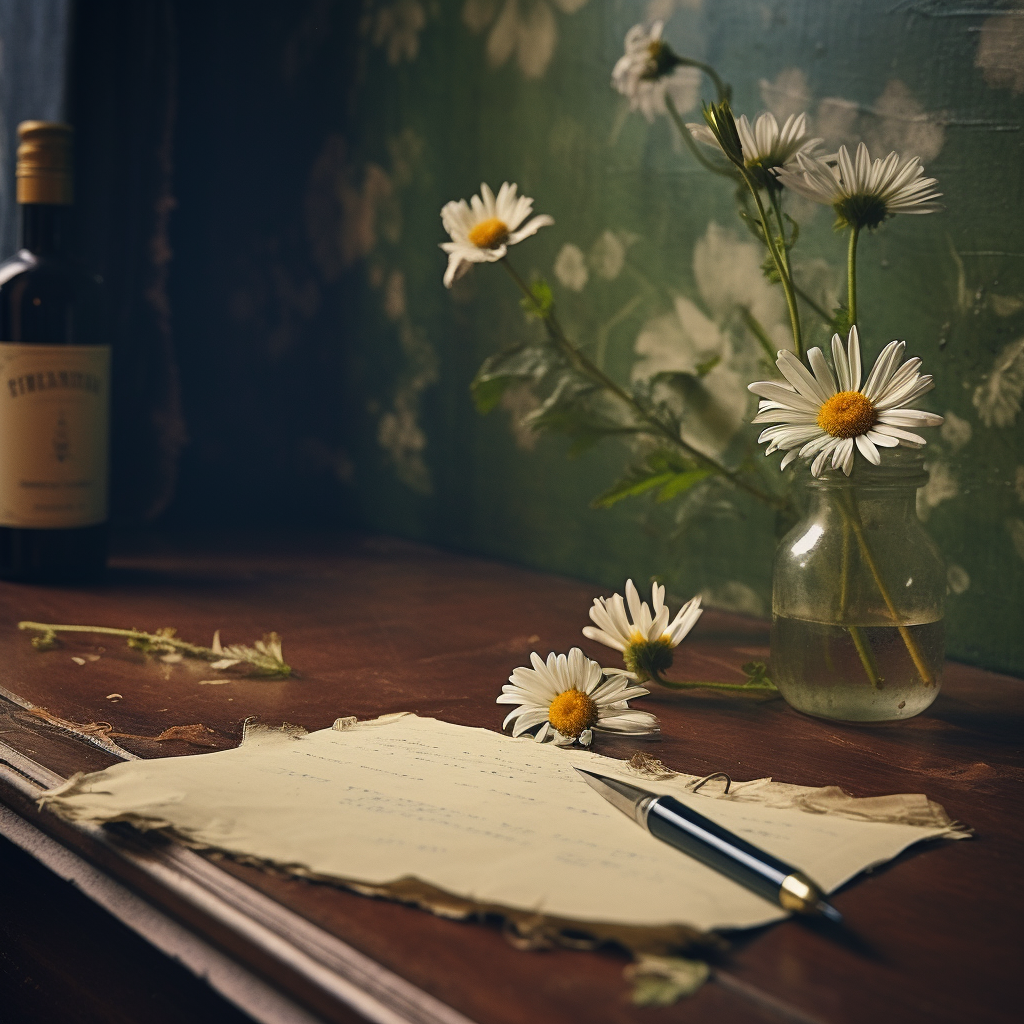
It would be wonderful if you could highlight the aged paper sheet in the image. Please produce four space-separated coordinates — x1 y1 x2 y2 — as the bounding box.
42 714 961 931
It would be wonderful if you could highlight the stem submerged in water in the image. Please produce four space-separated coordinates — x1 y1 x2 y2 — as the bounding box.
838 489 935 686
837 502 884 689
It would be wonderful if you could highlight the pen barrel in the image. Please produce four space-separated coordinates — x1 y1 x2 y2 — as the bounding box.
646 795 803 909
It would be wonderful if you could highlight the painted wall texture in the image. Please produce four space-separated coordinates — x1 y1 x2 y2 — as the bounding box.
160 1 1023 676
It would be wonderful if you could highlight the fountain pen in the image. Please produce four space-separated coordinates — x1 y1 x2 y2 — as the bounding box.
574 768 843 923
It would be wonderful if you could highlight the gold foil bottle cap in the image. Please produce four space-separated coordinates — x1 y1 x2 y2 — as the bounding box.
16 121 73 205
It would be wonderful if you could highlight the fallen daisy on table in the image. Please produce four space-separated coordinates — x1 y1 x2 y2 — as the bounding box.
439 181 553 288
497 648 658 748
583 579 703 685
749 325 944 477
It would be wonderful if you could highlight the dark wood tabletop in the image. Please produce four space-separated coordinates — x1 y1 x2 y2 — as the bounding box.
0 533 1021 1024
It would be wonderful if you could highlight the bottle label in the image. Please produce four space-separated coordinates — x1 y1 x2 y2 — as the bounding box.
0 343 110 528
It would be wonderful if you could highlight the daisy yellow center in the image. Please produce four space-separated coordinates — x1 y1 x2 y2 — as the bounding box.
817 390 876 438
623 631 674 683
467 217 509 249
548 689 598 739
642 40 675 81
833 193 889 231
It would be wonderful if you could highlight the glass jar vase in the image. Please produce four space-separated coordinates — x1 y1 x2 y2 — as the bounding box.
770 449 945 722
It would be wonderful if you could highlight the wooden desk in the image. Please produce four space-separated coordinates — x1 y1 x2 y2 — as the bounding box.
0 535 1020 1024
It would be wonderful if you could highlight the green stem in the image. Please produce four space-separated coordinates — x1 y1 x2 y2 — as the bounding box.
837 508 882 688
839 491 935 686
742 175 803 358
19 621 216 658
793 283 834 326
500 259 789 512
738 306 778 362
651 674 777 693
847 226 860 327
664 94 738 179
676 57 730 104
769 188 793 280
846 625 884 689
18 621 292 676
596 292 644 370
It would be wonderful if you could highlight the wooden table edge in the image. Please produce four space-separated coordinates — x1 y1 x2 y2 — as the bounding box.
0 736 480 1024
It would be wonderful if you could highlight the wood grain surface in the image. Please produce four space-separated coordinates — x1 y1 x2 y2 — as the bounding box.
0 532 1020 1024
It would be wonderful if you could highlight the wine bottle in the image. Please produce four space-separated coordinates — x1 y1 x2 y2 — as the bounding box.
0 121 108 581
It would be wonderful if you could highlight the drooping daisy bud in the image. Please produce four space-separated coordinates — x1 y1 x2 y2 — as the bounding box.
582 580 703 684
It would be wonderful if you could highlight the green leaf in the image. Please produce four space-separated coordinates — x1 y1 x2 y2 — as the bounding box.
656 468 713 502
471 344 554 413
471 375 511 415
761 251 782 284
694 355 721 377
593 470 678 508
831 304 853 337
784 212 801 248
741 660 777 691
519 276 553 319
592 451 707 509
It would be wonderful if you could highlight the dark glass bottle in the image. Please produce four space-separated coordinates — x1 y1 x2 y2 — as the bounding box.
0 122 108 582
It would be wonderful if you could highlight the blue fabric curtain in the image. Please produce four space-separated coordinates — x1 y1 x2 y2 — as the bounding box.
0 0 72 256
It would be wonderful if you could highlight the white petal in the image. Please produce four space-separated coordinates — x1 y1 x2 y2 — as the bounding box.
847 326 862 391
777 350 831 404
855 434 881 465
871 424 927 446
865 429 900 447
581 625 625 652
807 347 838 396
507 214 554 245
862 340 905 402
625 580 643 630
831 333 851 391
876 408 943 428
748 380 819 413
780 448 801 469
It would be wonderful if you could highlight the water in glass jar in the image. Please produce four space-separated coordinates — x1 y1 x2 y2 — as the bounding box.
770 616 945 722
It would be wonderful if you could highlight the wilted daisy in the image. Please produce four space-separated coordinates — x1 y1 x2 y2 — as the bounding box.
775 142 942 229
209 630 290 676
439 182 553 288
749 326 944 477
689 111 823 188
497 648 659 748
583 580 703 684
611 22 701 122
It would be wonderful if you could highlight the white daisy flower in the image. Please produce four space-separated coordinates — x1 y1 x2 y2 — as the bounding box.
582 580 703 684
749 326 944 478
439 182 554 288
688 111 823 188
774 142 942 229
497 647 659 748
611 21 701 122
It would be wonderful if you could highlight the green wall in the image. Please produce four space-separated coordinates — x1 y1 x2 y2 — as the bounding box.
183 0 1024 675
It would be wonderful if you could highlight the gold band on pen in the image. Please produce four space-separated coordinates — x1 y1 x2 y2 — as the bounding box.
778 871 823 914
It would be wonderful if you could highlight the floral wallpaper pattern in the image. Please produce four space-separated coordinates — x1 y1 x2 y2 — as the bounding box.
306 0 1023 673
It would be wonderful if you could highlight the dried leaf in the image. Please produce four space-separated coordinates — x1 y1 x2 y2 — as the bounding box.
625 954 710 1006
